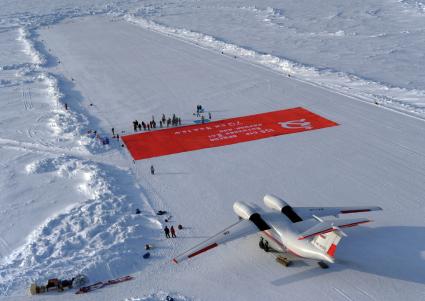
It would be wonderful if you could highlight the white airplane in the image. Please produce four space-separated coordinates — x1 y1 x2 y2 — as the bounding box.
173 194 382 268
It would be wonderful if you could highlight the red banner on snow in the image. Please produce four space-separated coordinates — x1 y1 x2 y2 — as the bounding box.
122 107 338 160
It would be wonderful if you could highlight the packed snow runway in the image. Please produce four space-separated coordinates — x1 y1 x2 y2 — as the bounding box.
1 10 425 301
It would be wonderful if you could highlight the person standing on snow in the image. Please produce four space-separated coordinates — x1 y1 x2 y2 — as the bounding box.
150 165 155 175
170 226 176 238
164 226 170 238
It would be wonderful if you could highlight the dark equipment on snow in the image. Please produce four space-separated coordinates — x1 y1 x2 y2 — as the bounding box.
318 261 329 269
73 274 89 288
276 255 291 267
29 274 88 295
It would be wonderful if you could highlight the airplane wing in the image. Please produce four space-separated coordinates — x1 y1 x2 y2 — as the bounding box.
298 217 371 240
293 205 382 220
173 219 259 263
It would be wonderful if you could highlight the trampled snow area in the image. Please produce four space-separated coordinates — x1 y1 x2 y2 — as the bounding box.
0 1 425 300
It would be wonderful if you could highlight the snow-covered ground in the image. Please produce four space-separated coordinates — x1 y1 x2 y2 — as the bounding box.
0 1 425 300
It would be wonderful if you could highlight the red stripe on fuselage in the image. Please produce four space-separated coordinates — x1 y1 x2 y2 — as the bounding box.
298 220 370 240
340 209 371 214
187 243 218 259
341 220 370 228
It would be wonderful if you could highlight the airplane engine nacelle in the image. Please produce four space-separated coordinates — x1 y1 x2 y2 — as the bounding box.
263 194 288 212
233 201 256 220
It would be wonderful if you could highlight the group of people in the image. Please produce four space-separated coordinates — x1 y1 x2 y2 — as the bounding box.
132 114 182 132
195 104 204 116
86 129 115 145
111 127 120 140
166 113 182 127
164 225 177 238
195 105 212 123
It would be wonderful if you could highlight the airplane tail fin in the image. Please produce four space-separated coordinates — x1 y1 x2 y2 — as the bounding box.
298 217 370 258
311 230 343 257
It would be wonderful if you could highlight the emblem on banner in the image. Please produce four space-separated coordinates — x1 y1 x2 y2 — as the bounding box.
279 119 312 130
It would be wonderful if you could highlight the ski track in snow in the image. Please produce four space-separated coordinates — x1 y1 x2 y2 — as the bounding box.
333 287 353 301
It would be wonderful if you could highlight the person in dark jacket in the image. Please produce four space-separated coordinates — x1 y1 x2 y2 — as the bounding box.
150 165 155 175
164 226 170 238
170 226 176 238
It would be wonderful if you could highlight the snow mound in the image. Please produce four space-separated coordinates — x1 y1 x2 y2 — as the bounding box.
399 0 425 14
0 79 19 87
0 62 33 71
17 27 46 66
1 156 161 295
125 291 195 301
15 21 101 152
126 13 425 119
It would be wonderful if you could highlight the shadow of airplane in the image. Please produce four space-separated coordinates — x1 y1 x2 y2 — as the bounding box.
271 226 425 286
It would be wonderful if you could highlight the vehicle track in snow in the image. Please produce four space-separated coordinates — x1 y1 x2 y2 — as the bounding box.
20 84 33 111
333 287 353 301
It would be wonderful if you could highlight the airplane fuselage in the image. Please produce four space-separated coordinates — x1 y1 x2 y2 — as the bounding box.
261 214 335 263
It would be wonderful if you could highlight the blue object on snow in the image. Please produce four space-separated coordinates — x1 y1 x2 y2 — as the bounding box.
143 252 150 259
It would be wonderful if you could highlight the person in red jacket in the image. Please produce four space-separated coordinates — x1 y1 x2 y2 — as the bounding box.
170 226 176 238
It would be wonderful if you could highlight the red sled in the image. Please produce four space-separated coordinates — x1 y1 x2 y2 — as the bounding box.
76 275 134 294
